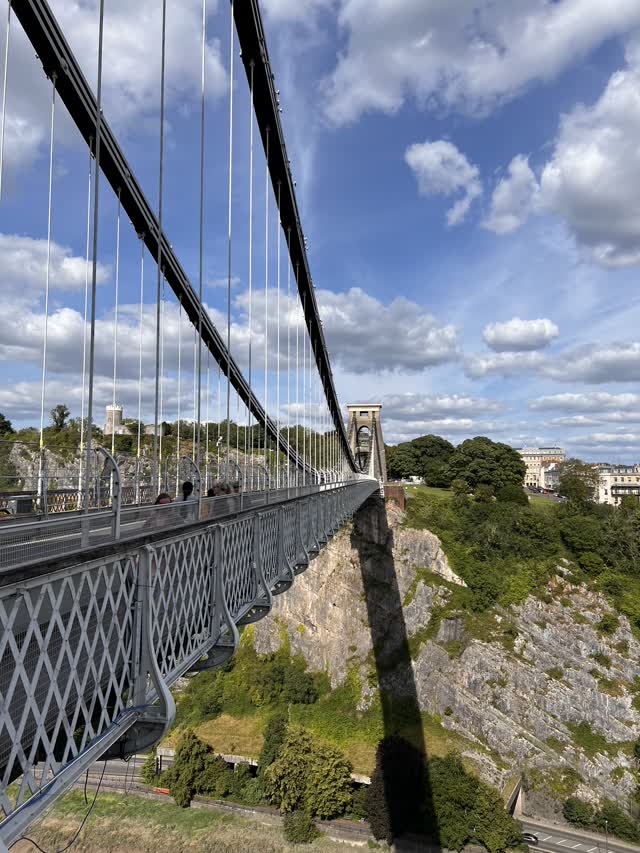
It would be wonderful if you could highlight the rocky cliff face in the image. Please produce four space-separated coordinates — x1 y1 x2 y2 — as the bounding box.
253 496 640 818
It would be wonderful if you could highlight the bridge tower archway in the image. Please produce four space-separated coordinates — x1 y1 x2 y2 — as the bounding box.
347 404 387 481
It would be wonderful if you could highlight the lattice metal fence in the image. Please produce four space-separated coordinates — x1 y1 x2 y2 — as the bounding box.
0 479 378 847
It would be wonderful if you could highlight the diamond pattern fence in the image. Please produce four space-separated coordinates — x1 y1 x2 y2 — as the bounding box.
0 480 378 846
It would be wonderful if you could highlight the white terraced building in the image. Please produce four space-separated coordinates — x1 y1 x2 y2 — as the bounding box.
596 464 640 505
515 446 566 490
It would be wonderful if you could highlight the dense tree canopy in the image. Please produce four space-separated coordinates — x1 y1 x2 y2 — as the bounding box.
264 727 353 819
0 413 14 436
446 437 526 491
386 434 454 484
557 458 600 505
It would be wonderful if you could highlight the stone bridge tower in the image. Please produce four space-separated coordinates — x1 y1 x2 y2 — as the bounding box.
346 404 387 482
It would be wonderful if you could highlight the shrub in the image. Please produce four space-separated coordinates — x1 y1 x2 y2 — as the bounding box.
366 736 426 843
140 751 159 785
596 799 640 843
597 613 620 635
590 652 611 669
496 484 529 506
283 811 320 844
283 668 319 705
350 786 368 820
265 727 353 819
578 552 605 575
258 710 288 774
563 797 595 827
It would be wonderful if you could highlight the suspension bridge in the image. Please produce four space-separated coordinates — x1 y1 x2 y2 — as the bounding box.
0 1 387 847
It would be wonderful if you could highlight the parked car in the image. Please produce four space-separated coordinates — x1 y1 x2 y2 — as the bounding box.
522 832 538 845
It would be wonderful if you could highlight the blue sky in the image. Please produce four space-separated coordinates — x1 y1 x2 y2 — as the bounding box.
1 0 640 462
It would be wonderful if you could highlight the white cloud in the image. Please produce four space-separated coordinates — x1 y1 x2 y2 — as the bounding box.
482 317 559 352
569 431 640 447
0 0 227 183
464 351 546 379
323 0 640 125
543 343 640 383
0 234 110 298
483 156 539 235
405 140 482 225
316 287 459 372
261 0 333 23
550 413 640 426
489 45 640 265
531 392 640 412
382 393 502 421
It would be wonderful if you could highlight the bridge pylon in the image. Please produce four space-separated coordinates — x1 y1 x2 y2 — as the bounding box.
346 405 387 482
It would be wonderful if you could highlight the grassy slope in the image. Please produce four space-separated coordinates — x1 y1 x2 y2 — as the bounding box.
14 792 350 853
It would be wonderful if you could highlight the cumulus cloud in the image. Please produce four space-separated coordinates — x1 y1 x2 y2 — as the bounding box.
483 156 539 234
323 0 640 125
261 0 333 23
482 317 559 352
487 44 640 265
382 393 502 421
405 140 482 225
0 0 227 182
531 392 640 412
0 234 110 298
543 343 640 383
464 351 546 379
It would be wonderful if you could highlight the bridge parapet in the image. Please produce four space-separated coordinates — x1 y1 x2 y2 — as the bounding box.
0 479 377 847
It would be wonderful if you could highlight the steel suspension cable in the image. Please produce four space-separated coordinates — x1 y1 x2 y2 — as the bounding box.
38 74 56 500
225 2 234 479
192 324 197 459
302 292 306 487
0 0 11 200
196 0 206 471
136 236 144 500
286 228 291 488
295 262 299 487
159 270 165 488
84 0 105 513
110 188 121 456
246 60 254 485
153 0 167 487
77 139 92 505
276 181 281 488
263 126 269 477
176 294 182 495
205 350 210 489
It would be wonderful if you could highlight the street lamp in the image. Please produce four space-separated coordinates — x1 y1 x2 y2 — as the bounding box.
604 818 609 853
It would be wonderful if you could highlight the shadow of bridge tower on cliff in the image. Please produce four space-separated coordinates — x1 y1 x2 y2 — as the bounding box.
350 493 441 851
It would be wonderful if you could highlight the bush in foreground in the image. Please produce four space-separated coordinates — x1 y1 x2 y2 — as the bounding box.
283 811 320 844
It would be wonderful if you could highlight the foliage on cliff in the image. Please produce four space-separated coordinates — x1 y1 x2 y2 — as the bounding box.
404 484 640 630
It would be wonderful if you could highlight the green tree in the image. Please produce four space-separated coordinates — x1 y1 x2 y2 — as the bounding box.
283 811 320 844
163 730 224 808
578 552 605 575
264 727 353 819
560 515 603 555
557 458 599 505
563 797 595 827
258 710 288 775
447 437 526 492
0 412 14 436
474 483 495 503
283 667 318 704
496 484 529 506
366 736 427 843
429 753 520 852
49 403 70 431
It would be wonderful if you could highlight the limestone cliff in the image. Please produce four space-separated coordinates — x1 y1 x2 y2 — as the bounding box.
253 496 640 819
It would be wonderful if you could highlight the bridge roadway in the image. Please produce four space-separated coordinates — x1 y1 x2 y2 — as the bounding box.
0 477 379 849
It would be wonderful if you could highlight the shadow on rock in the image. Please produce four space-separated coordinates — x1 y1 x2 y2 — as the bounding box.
350 494 440 848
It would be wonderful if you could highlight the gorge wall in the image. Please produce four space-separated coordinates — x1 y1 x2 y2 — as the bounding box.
253 496 640 819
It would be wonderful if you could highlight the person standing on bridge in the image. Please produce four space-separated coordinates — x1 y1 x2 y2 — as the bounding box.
180 480 197 521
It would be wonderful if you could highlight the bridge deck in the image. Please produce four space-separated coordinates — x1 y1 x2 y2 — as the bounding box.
0 479 379 848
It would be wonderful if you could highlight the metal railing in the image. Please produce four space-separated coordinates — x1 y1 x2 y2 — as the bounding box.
0 478 378 846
